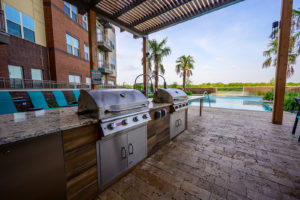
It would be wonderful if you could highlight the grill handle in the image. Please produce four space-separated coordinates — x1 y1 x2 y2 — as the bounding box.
121 147 127 159
105 104 147 113
128 143 133 155
173 98 188 101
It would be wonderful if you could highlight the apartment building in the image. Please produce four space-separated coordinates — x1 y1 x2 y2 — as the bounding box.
0 0 117 88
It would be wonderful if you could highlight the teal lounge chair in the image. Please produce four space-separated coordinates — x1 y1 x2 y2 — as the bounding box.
0 92 17 115
292 97 300 142
73 90 80 102
27 91 49 109
52 91 77 107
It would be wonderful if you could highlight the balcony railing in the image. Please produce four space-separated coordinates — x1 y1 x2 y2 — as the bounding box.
98 61 113 74
97 34 112 52
0 78 91 89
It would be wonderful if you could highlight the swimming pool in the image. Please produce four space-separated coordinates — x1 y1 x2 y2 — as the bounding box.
189 96 272 112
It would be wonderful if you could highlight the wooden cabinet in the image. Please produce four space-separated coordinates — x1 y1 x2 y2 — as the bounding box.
147 106 170 156
97 125 147 190
62 124 99 200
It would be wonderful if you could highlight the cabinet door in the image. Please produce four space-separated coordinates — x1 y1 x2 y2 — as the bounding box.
127 125 147 168
170 110 186 139
99 133 128 188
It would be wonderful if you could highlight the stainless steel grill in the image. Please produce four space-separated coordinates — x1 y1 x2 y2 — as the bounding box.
78 89 151 136
153 88 188 139
153 88 188 111
78 89 150 190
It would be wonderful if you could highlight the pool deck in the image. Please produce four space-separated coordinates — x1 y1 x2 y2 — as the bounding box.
98 106 300 200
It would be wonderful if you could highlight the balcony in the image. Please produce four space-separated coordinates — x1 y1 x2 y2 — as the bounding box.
98 61 113 74
0 10 10 45
97 35 112 52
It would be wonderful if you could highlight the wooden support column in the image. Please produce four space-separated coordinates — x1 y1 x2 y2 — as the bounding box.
272 0 293 124
143 36 149 97
88 10 99 89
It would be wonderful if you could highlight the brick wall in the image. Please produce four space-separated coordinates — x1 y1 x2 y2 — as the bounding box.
0 36 50 80
107 75 116 85
184 87 217 94
244 86 300 95
43 0 90 83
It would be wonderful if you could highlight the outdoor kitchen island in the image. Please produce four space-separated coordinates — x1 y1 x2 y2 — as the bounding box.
0 94 204 200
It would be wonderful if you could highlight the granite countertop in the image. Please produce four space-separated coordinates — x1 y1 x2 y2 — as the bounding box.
0 107 98 145
148 99 172 110
188 95 206 101
0 96 204 145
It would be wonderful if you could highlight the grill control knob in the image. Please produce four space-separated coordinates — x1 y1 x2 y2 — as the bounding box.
133 116 139 122
142 114 149 119
179 104 182 108
182 104 185 107
175 106 179 109
122 119 129 126
107 123 116 130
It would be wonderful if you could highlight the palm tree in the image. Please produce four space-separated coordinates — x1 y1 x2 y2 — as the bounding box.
147 38 171 91
263 9 300 78
176 55 195 91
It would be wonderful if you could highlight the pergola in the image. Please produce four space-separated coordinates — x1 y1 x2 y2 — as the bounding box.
66 0 294 125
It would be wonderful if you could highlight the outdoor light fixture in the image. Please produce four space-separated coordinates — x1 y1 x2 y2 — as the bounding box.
272 21 280 39
146 52 150 58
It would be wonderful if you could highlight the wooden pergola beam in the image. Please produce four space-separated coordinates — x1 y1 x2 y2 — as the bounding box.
92 6 146 37
272 0 294 124
113 0 147 18
129 0 194 27
144 0 241 34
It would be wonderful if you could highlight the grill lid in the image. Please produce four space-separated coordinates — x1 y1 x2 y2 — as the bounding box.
78 89 149 119
153 88 187 103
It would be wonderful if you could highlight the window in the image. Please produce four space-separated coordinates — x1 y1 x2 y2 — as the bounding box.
66 34 79 56
4 4 35 42
31 69 42 80
82 14 88 30
109 37 115 49
69 75 81 84
64 2 77 22
108 80 114 86
97 28 103 42
86 77 91 85
84 44 89 61
31 69 43 88
110 58 115 70
98 51 104 68
8 65 23 88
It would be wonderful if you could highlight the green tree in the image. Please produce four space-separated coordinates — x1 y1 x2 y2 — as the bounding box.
263 9 300 78
175 55 195 91
147 38 171 91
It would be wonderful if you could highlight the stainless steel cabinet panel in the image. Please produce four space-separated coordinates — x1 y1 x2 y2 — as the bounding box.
127 126 147 168
170 110 186 139
98 133 128 188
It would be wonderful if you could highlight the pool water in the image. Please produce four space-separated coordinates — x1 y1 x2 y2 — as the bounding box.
189 96 272 112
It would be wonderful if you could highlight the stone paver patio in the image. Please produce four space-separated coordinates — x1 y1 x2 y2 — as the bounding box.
99 107 300 200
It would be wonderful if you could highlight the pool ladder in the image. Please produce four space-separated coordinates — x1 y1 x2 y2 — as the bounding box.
203 91 211 107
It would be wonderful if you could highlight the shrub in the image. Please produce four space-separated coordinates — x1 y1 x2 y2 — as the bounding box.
284 92 300 111
185 90 193 95
263 91 274 101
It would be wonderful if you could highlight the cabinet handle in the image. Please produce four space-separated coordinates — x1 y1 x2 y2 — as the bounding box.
121 147 127 159
128 143 133 155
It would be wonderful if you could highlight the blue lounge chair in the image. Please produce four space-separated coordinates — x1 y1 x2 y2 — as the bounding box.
27 91 49 109
73 90 80 102
52 91 77 107
292 97 300 142
0 92 17 115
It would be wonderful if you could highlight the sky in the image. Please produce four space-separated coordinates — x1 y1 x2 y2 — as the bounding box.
115 0 300 86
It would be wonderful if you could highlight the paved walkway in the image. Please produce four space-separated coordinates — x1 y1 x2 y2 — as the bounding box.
99 107 300 200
